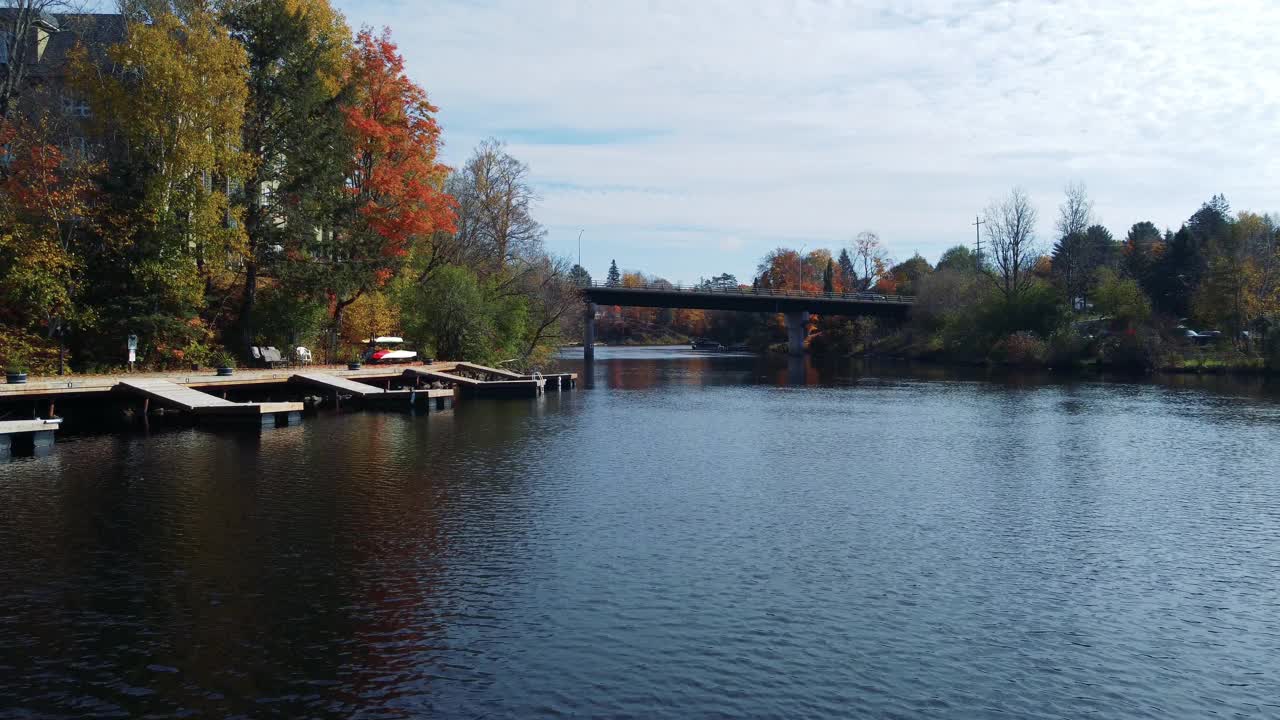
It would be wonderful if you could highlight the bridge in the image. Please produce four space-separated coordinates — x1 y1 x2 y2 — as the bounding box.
581 283 914 357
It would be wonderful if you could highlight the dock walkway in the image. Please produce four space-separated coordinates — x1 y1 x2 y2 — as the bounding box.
116 379 303 422
290 372 452 408
403 367 547 398
0 418 61 457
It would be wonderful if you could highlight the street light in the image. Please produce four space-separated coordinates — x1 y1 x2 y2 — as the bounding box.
797 244 807 290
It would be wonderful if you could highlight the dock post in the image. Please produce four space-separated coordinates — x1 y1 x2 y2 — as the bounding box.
583 302 596 362
32 430 55 451
0 434 10 459
785 311 810 357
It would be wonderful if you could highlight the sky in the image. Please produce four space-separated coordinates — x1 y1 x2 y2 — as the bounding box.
333 0 1280 285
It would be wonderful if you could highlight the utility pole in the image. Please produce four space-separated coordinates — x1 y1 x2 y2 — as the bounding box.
973 215 986 265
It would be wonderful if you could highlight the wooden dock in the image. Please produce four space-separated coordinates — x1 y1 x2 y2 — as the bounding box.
452 362 574 390
116 379 303 425
0 418 61 457
290 372 453 408
402 367 547 398
0 361 572 448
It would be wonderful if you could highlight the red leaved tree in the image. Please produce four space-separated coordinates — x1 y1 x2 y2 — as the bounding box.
322 28 456 359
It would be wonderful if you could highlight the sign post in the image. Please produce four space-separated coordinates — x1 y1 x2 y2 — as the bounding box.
127 334 138 372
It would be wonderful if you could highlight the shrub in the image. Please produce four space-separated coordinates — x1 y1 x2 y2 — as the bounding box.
1046 329 1089 369
0 326 60 375
1100 328 1164 372
991 331 1047 367
211 349 236 368
808 320 857 356
1264 330 1280 371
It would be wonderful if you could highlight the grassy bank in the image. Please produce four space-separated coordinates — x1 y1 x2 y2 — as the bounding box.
806 327 1280 377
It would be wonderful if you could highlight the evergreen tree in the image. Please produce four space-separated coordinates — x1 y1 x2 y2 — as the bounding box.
823 258 835 293
606 259 621 287
837 248 856 288
223 0 352 358
568 264 591 286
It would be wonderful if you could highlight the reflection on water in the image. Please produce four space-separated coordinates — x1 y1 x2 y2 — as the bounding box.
4 347 1280 718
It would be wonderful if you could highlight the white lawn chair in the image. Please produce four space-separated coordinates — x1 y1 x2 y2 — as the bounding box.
295 346 313 365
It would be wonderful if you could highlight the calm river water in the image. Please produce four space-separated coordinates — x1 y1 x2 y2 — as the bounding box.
3 347 1280 718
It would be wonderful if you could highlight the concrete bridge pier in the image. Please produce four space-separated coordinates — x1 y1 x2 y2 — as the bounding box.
786 311 810 356
583 302 597 362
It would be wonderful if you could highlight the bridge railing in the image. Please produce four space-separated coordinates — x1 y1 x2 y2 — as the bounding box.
582 281 914 304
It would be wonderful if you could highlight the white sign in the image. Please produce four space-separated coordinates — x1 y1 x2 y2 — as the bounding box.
127 334 138 351
128 349 136 363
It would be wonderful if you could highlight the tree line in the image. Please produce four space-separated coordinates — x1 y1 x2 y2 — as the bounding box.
0 0 578 374
592 185 1280 370
753 186 1280 369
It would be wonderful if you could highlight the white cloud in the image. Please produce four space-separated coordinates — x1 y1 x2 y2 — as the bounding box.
336 0 1280 283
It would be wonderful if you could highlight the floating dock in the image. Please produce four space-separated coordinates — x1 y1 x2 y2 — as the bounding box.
117 379 304 426
453 363 576 390
0 418 61 458
401 365 567 398
0 361 574 456
290 372 453 409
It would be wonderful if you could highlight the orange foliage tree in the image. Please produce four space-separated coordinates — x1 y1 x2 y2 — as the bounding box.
0 120 98 371
321 28 456 356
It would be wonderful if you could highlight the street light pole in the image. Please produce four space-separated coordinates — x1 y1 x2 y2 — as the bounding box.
577 229 583 268
797 244 807 290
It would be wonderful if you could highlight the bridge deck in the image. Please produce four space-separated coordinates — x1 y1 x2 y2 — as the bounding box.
582 284 913 317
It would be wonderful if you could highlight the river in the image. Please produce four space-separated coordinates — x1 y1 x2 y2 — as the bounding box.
3 346 1280 718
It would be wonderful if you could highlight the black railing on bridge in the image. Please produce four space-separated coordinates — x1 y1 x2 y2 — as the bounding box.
581 282 914 304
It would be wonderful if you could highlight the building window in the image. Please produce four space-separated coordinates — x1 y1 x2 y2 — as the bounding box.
61 93 91 118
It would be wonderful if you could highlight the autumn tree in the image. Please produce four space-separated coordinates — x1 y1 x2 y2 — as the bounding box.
0 119 97 371
317 27 455 359
888 253 932 296
983 187 1039 300
850 232 890 291
1194 211 1280 343
755 247 802 290
1056 182 1093 241
450 137 543 275
69 7 249 364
